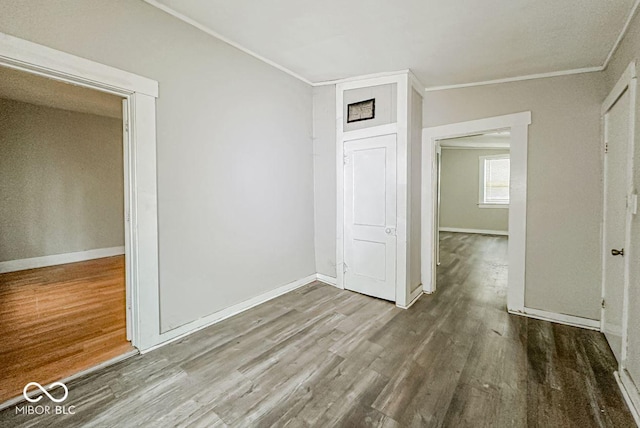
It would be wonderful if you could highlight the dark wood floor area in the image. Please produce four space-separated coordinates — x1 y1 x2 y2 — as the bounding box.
0 256 133 403
1 234 634 427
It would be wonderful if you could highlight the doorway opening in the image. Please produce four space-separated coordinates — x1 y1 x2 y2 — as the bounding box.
435 131 511 302
0 66 134 404
421 112 530 313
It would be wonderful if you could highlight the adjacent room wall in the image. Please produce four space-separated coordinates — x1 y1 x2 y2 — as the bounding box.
424 72 607 320
0 0 316 333
0 97 124 262
440 148 509 233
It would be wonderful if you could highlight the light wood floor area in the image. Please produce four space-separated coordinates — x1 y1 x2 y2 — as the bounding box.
0 256 133 404
1 234 634 426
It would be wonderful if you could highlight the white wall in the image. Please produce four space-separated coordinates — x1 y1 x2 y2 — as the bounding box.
440 148 509 233
424 72 607 320
0 0 316 333
0 97 123 262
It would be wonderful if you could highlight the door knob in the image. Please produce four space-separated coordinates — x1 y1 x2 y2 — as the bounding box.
611 248 624 256
385 227 396 235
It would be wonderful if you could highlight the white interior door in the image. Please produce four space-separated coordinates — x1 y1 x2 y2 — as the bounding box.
602 87 631 362
344 133 397 301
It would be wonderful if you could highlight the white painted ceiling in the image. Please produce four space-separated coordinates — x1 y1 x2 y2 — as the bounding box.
150 0 636 87
0 66 122 118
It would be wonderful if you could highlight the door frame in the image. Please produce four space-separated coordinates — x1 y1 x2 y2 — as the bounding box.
421 112 531 313
0 32 160 351
336 72 422 307
600 61 637 364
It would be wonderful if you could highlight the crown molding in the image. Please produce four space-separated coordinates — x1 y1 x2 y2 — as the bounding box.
143 0 313 85
603 0 640 69
424 66 603 92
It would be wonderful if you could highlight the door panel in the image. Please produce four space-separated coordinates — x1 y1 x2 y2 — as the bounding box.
603 88 631 362
344 134 397 301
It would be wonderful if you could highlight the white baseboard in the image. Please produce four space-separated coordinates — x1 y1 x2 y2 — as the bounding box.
142 273 318 354
508 307 600 330
316 273 337 286
616 370 640 427
439 227 508 236
397 287 423 309
0 246 125 274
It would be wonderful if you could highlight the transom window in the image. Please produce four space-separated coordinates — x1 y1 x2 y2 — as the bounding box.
479 154 510 207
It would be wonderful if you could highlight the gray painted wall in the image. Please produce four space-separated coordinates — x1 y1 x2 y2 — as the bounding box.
408 88 423 293
0 98 124 262
313 85 337 278
424 72 607 320
603 9 640 388
0 0 316 333
440 148 509 233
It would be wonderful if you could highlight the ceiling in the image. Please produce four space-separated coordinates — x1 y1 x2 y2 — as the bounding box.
149 0 637 87
0 66 122 119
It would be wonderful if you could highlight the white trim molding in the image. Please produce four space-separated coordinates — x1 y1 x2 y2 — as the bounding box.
397 288 424 309
143 0 312 85
509 307 601 330
616 370 640 427
0 247 125 274
422 112 531 314
0 33 158 97
603 0 640 69
439 227 508 236
143 273 318 354
425 67 603 92
0 31 161 353
316 273 337 286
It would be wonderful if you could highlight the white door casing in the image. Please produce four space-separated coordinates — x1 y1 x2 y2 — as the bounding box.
343 134 397 301
421 112 531 313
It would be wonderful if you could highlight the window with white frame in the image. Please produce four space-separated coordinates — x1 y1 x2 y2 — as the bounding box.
479 154 510 207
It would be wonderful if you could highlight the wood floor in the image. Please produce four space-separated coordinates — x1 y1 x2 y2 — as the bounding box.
1 233 634 427
0 256 133 404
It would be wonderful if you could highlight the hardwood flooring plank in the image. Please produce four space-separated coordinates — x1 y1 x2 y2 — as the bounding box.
0 256 132 403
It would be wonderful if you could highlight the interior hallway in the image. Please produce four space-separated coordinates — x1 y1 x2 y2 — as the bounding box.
0 234 633 426
0 256 132 403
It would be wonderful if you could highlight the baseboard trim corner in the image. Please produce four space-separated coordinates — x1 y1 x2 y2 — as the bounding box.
508 307 600 330
397 288 424 309
141 273 318 354
316 273 337 286
0 246 125 274
616 370 640 427
439 227 508 236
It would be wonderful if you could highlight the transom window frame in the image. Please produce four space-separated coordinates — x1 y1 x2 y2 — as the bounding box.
478 154 510 209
